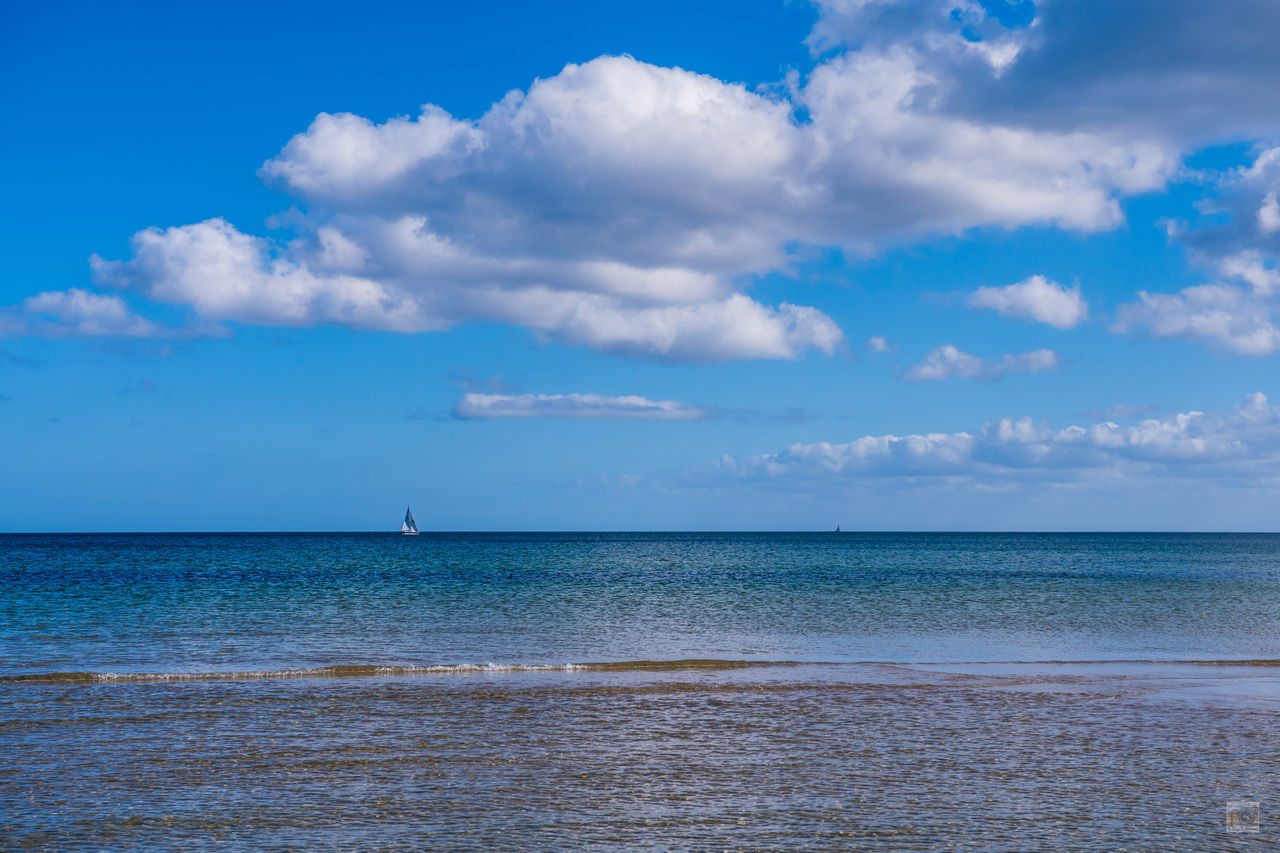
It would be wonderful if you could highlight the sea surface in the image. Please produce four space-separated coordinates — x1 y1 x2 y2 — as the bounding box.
2 532 1278 850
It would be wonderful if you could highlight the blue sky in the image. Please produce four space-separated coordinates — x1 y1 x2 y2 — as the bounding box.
4 0 1280 531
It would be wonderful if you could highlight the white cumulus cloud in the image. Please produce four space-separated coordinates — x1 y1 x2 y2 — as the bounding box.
1174 148 1280 291
1218 251 1280 297
1259 192 1280 234
712 392 1280 485
967 275 1088 329
1113 284 1280 356
0 289 161 339
1115 146 1280 357
904 344 1061 382
92 218 437 332
66 39 1176 357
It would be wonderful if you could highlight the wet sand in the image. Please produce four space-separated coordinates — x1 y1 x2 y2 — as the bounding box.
2 660 1276 851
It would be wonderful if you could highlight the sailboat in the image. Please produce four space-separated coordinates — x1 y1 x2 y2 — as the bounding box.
835 525 841 533
401 506 420 536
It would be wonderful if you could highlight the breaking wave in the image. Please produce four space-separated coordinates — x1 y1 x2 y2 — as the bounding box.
0 658 795 684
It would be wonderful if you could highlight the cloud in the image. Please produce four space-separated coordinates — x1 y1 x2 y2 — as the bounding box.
1219 251 1280 297
52 2 1280 357
81 37 1175 359
967 275 1087 329
1113 284 1280 356
866 335 889 354
993 1 1280 145
810 1 1280 147
712 392 1280 486
263 52 1161 243
89 216 842 362
1111 146 1280 356
454 392 713 420
1000 349 1062 373
1176 148 1280 273
905 344 986 381
904 344 1060 381
0 289 161 339
794 49 1168 237
1259 192 1280 234
805 0 1280 371
90 219 437 332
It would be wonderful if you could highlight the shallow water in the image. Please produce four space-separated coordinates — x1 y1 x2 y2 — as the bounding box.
2 533 1278 849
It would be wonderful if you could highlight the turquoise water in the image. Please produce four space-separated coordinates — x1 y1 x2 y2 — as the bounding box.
2 533 1278 849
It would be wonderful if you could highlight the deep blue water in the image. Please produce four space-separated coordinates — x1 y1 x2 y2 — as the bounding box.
3 532 1279 675
3 533 1278 850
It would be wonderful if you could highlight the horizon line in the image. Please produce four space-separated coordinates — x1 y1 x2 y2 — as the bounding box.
2 529 1279 536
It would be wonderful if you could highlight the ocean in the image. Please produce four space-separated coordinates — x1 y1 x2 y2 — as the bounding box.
2 532 1277 850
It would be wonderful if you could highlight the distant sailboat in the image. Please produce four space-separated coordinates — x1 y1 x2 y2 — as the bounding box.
401 506 420 535
835 525 841 533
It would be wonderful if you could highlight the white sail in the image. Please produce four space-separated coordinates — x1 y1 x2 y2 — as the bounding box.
402 506 419 534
